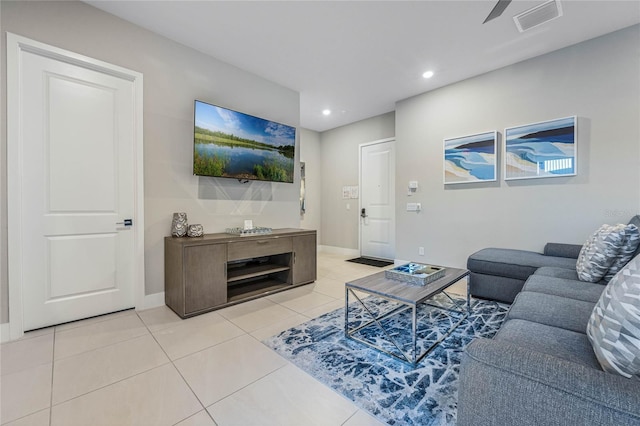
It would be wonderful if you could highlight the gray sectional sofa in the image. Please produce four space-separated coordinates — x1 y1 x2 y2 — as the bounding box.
457 216 640 425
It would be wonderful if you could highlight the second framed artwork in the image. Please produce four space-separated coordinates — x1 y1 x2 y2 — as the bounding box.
444 131 497 185
504 116 577 180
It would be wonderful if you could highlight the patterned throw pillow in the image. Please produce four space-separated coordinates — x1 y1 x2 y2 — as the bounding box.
576 224 627 282
587 254 640 378
605 224 640 281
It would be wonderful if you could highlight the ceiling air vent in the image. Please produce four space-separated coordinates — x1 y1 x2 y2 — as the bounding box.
514 0 563 32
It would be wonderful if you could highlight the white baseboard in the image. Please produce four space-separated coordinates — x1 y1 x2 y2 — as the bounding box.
394 258 410 266
318 245 360 257
137 292 165 311
0 322 11 343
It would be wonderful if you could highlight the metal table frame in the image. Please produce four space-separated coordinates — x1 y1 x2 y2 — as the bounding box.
344 269 470 366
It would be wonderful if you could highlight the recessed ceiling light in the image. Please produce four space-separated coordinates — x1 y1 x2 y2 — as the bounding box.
322 109 331 116
422 70 434 79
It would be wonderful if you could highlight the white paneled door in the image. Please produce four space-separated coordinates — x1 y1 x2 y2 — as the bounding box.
360 140 396 261
8 34 144 333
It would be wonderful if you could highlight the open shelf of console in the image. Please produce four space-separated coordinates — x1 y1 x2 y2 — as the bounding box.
226 262 291 283
227 278 291 302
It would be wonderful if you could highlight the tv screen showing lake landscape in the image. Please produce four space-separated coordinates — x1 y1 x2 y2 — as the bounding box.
193 100 296 183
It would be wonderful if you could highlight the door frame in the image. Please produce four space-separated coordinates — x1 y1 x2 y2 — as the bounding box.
358 137 396 259
7 33 145 340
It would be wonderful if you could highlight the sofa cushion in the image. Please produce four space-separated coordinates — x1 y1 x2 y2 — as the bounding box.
543 242 583 259
506 291 596 334
576 224 628 283
533 266 607 285
604 224 640 281
468 248 576 281
523 275 605 303
494 319 600 369
459 339 640 426
534 266 582 280
587 254 640 379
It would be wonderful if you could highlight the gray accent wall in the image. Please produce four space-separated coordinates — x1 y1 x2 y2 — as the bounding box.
0 1 301 322
395 25 640 268
319 112 395 250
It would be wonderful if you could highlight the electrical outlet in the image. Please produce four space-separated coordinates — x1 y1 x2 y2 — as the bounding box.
419 247 425 256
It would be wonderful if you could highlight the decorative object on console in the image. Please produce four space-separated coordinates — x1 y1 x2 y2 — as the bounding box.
225 226 273 236
587 253 640 378
504 116 576 180
576 223 628 282
171 212 188 237
444 131 497 185
385 263 446 286
187 224 204 237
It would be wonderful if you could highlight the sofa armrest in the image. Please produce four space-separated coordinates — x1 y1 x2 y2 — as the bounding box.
457 338 640 426
544 242 582 259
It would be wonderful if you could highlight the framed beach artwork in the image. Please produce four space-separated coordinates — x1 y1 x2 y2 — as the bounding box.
504 116 577 181
443 131 497 184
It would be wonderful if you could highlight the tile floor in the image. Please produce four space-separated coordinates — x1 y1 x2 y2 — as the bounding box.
0 253 467 426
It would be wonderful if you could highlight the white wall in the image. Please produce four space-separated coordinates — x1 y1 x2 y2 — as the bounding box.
395 25 640 268
299 129 322 242
0 1 301 321
319 112 395 250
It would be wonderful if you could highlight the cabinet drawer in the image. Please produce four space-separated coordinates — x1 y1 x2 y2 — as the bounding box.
228 237 293 261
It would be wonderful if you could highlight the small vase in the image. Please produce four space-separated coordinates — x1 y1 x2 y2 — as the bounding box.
187 224 204 237
171 212 188 237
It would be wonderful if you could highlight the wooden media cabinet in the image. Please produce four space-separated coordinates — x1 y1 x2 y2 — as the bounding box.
164 228 317 318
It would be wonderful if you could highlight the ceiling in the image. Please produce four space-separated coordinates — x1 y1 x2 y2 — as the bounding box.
86 1 640 132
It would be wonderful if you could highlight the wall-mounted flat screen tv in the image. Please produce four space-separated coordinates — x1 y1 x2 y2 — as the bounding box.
193 100 296 183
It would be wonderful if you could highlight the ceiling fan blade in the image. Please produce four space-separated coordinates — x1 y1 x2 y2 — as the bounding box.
483 0 513 24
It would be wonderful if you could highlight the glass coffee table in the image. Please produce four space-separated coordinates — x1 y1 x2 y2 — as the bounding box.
344 266 470 365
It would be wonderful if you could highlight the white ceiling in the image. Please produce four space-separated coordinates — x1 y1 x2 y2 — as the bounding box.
86 0 640 132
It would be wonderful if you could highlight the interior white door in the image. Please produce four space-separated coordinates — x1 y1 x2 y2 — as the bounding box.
10 37 140 331
360 140 396 260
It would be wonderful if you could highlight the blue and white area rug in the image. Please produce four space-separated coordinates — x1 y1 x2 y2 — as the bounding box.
263 294 509 425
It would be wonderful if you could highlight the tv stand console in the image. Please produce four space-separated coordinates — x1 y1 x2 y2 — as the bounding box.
164 228 317 318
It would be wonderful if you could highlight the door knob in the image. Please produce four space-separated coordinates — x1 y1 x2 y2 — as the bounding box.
116 219 133 226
